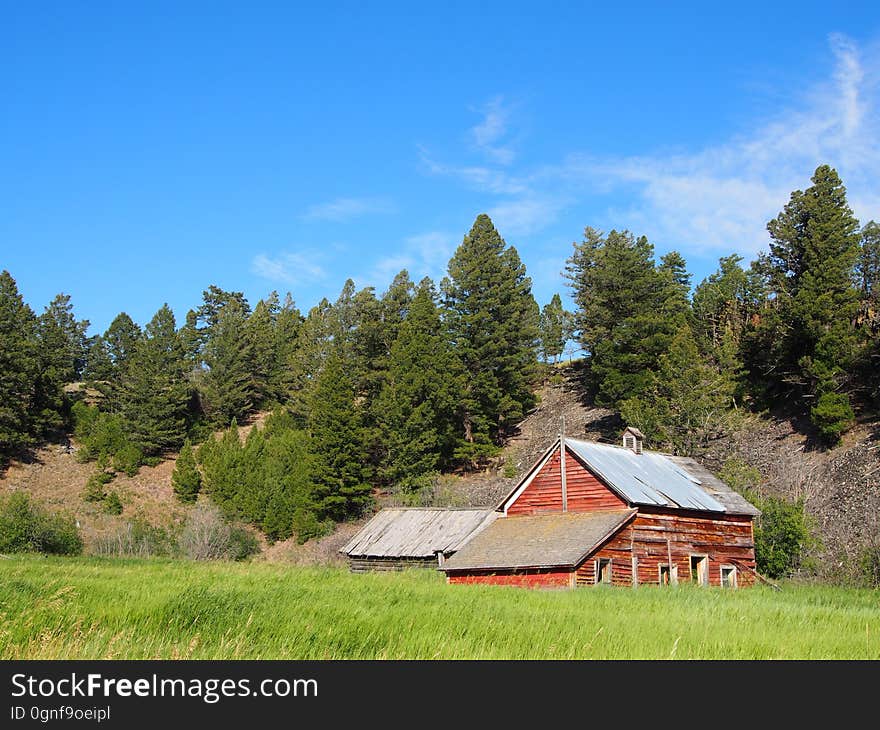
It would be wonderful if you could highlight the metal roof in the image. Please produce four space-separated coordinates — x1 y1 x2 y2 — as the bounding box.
341 508 498 558
442 510 636 572
563 438 729 513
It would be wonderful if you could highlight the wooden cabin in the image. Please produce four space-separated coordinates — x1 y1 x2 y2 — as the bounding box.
341 507 497 572
441 429 760 588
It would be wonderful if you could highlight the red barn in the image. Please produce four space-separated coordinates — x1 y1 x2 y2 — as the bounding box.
441 428 760 588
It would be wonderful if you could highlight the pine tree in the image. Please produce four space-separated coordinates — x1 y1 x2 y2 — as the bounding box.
443 214 540 459
539 293 568 363
566 228 683 406
246 298 276 406
0 271 39 461
286 298 334 420
172 439 202 503
619 325 738 455
31 294 89 435
200 300 256 426
308 350 372 520
760 164 861 442
377 278 461 488
103 313 141 376
119 305 190 455
269 293 302 400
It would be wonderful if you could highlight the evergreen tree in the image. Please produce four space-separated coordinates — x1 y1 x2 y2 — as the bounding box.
308 350 372 520
246 297 277 406
269 293 302 400
759 164 861 442
566 228 683 406
377 278 461 488
171 439 202 503
103 313 141 376
0 271 39 461
286 298 334 420
443 214 540 459
620 325 738 455
200 300 256 426
31 294 89 435
119 305 190 455
858 221 880 304
539 293 568 363
83 335 114 382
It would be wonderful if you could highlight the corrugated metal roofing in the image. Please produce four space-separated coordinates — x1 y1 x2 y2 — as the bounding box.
442 510 636 572
563 438 728 513
341 508 498 558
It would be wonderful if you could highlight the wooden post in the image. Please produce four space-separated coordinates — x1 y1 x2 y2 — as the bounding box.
560 417 568 512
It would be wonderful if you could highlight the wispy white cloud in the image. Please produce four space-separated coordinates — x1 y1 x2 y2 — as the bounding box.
251 250 327 285
361 231 459 290
470 96 516 165
487 197 569 237
301 196 396 222
424 35 880 260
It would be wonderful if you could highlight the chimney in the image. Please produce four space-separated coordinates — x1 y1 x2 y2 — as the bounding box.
622 426 644 454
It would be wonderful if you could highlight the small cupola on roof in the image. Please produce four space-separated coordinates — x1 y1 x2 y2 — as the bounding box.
622 426 644 454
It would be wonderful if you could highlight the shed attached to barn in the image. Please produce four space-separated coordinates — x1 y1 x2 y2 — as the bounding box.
442 431 761 588
341 507 498 572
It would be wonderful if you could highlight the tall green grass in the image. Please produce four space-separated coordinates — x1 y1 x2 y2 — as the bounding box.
1 555 878 659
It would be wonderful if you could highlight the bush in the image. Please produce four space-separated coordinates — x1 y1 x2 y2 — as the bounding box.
228 526 261 561
83 470 114 503
810 392 854 445
72 401 145 474
719 458 817 579
0 492 83 556
91 519 171 558
104 491 123 515
753 495 817 579
172 440 202 504
112 443 144 477
178 503 260 561
291 508 333 544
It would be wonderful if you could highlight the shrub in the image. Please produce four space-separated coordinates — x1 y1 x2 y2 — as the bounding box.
810 392 854 445
753 495 817 579
172 440 202 504
0 492 83 556
719 458 817 579
178 503 260 561
228 526 261 561
83 470 114 503
91 519 171 558
112 443 144 477
104 491 123 515
291 507 333 544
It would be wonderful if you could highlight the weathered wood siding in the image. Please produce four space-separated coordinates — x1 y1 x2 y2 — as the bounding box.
577 510 756 587
576 525 636 586
348 556 437 573
447 569 573 588
507 449 627 515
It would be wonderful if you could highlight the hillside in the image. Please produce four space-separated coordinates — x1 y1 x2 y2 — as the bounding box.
3 364 879 577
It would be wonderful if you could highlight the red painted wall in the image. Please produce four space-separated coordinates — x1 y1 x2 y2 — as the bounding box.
447 569 573 588
506 448 627 515
576 510 756 587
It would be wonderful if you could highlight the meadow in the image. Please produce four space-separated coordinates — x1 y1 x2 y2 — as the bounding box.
1 555 878 660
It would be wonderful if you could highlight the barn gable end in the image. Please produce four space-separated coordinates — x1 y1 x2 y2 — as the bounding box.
502 444 627 515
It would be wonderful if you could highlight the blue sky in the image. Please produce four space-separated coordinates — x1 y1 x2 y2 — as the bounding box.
2 2 879 334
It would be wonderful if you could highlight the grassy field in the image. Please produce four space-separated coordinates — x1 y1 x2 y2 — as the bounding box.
1 555 879 659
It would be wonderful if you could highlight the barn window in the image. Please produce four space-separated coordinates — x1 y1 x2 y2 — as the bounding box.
689 555 708 586
659 564 678 586
595 558 612 585
720 565 737 589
